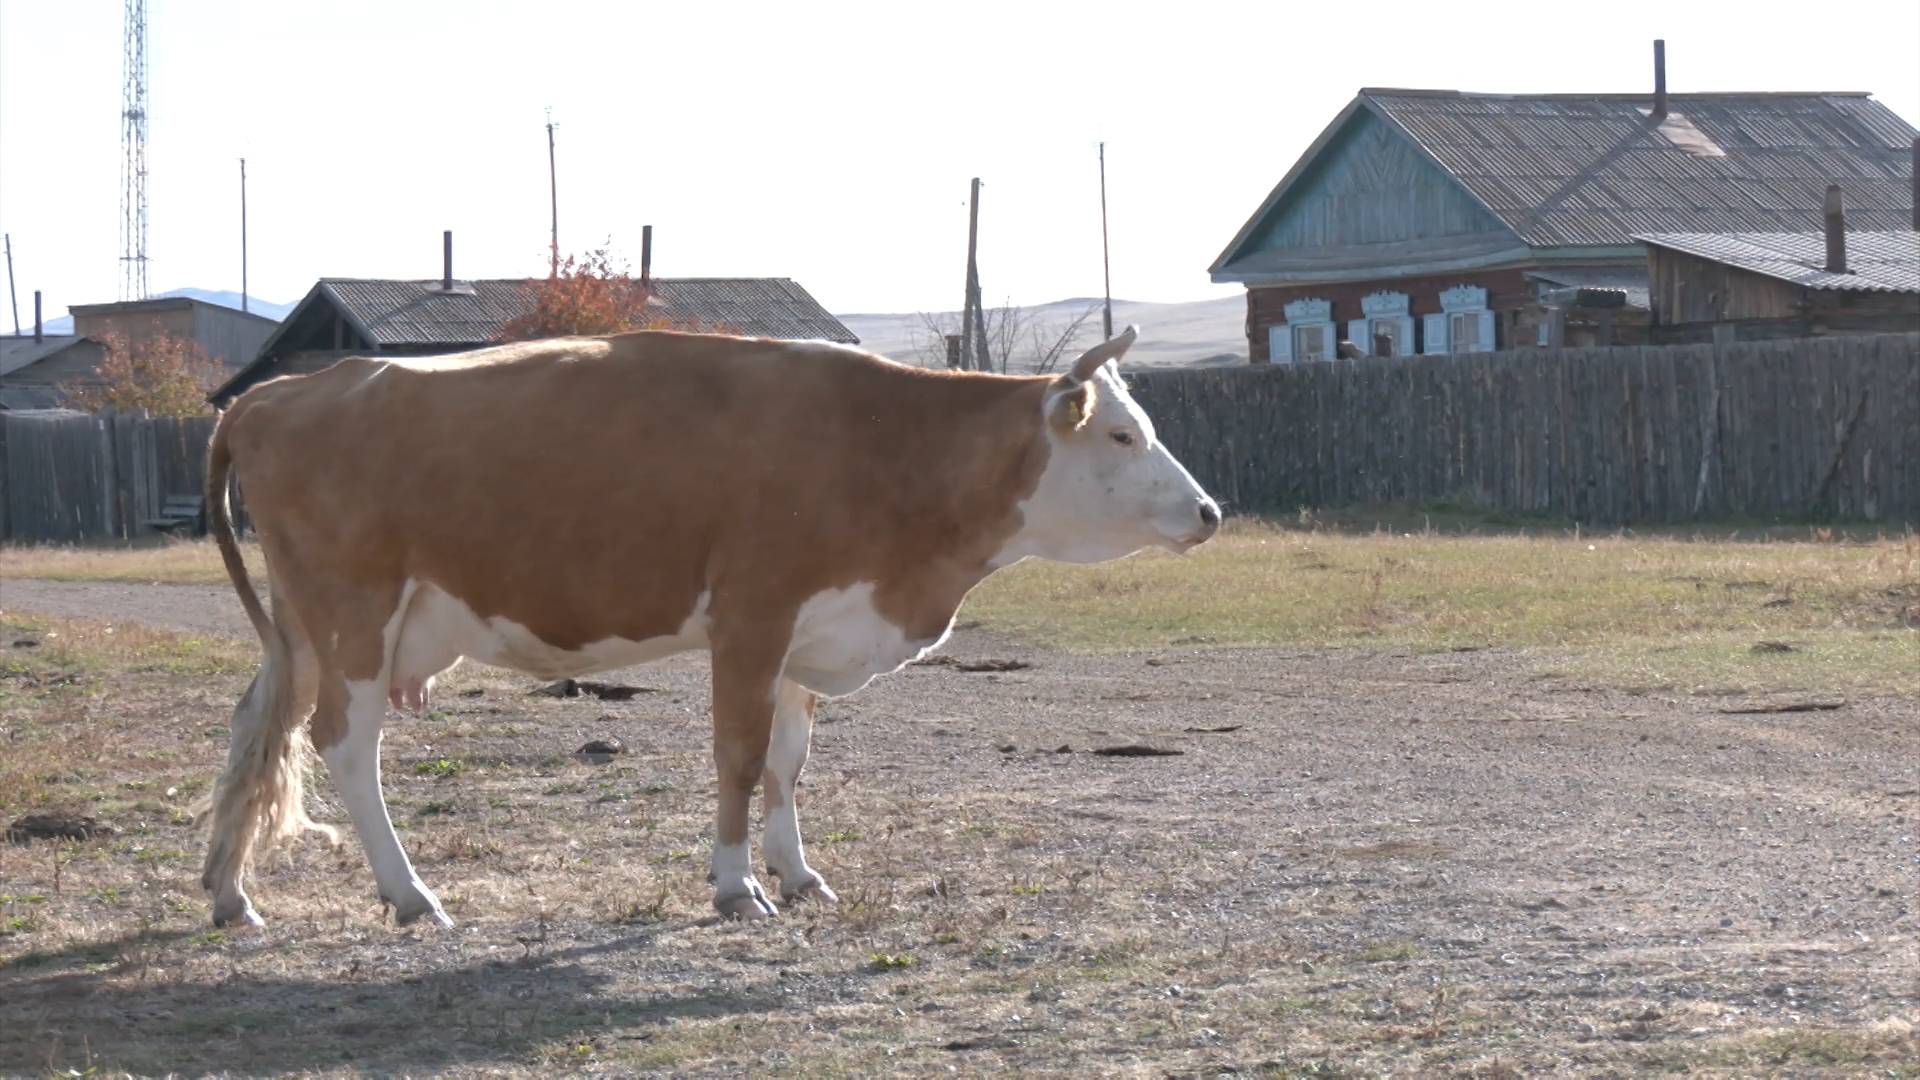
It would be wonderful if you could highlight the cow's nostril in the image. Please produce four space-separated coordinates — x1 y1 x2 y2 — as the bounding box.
1199 501 1220 528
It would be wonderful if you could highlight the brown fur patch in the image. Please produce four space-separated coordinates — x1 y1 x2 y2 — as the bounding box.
221 333 1059 742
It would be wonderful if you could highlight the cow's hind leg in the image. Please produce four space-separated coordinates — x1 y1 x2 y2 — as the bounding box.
314 676 451 927
762 678 835 904
201 586 330 928
708 636 786 919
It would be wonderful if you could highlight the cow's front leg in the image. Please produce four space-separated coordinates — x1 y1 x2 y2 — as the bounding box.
762 678 835 905
708 634 785 919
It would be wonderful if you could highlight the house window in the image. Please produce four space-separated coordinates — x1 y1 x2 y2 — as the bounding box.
1270 297 1334 363
1349 291 1414 358
1450 312 1481 352
1294 324 1329 361
1369 318 1403 356
1424 284 1495 355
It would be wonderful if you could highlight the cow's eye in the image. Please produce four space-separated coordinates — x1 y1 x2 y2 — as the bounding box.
1110 431 1134 447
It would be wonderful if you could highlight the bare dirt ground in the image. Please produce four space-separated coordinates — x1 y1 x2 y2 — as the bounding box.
2 579 1916 1076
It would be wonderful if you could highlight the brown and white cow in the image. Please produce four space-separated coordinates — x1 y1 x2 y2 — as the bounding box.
198 326 1219 926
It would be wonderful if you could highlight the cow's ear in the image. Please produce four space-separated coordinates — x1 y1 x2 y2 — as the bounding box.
1047 379 1097 434
1067 324 1138 383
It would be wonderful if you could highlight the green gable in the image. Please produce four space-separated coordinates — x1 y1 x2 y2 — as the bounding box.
1229 110 1512 267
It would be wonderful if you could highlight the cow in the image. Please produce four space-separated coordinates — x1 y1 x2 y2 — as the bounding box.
197 326 1220 927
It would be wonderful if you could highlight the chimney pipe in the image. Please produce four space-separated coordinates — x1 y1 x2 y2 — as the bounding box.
640 225 653 288
1652 39 1667 119
1823 184 1847 274
442 230 454 290
33 289 42 343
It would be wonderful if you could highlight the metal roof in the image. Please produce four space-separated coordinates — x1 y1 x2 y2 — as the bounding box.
0 335 90 378
320 277 857 348
1213 90 1918 278
1364 92 1918 248
1634 230 1920 292
1523 267 1652 309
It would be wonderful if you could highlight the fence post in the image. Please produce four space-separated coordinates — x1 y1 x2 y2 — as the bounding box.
0 414 9 541
96 414 120 540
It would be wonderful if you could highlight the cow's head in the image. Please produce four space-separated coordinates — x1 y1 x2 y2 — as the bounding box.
1003 326 1222 565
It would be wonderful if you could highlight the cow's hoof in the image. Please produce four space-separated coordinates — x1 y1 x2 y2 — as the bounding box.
387 883 453 928
780 876 839 906
714 882 779 920
396 904 455 929
212 905 265 930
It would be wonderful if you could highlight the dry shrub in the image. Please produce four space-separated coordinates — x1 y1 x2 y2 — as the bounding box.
499 248 732 341
60 329 223 417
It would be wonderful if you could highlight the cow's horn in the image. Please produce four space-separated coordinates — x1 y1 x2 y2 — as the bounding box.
1068 325 1138 382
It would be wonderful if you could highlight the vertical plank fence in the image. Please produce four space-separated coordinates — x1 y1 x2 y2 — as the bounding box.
1125 332 1916 524
1 410 222 544
0 333 1914 543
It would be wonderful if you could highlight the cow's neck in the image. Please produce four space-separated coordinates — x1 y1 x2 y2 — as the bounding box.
863 374 1052 635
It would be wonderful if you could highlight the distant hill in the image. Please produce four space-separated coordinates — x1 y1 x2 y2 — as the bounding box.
836 294 1247 372
35 288 294 336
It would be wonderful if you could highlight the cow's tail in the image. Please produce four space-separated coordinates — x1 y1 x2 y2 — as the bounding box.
196 402 333 915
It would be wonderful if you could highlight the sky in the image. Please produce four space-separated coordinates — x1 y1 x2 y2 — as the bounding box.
2 1 1916 324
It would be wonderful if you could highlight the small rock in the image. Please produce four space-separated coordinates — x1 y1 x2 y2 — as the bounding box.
7 812 118 844
576 737 627 759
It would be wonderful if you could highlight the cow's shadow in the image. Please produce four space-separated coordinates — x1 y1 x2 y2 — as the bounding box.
3 925 781 1075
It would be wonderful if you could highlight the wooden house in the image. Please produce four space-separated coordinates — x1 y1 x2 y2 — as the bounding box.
213 235 857 406
1638 188 1920 342
2 295 277 409
1209 47 1918 363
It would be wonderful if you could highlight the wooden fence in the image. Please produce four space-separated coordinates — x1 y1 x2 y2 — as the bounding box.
1 333 1915 543
0 411 220 543
1126 332 1918 524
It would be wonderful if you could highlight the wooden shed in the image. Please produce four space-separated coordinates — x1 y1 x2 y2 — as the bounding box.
1209 45 1918 363
1638 224 1919 343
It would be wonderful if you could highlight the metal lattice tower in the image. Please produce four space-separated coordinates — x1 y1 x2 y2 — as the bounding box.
118 0 149 300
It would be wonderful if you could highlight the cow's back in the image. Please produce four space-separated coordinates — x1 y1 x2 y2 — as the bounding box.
224 333 1048 649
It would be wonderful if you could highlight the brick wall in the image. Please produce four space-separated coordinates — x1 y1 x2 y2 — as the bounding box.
1245 269 1536 363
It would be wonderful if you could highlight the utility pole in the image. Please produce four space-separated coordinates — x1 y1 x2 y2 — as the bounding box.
239 158 249 313
1099 142 1113 341
960 178 983 371
960 179 990 368
546 108 560 277
4 234 18 336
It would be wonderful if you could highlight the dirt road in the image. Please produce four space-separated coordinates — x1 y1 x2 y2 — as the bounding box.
3 578 1915 1074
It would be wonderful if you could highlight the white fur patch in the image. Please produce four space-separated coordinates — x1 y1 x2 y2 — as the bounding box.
784 583 949 697
390 582 712 684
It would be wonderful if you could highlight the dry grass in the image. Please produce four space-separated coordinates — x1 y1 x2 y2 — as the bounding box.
968 518 1920 695
0 537 266 587
2 608 1916 1076
8 522 1916 699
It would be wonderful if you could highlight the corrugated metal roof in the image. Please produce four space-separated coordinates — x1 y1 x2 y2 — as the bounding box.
1523 267 1652 309
1362 92 1918 249
0 335 90 378
1634 230 1920 292
321 277 857 348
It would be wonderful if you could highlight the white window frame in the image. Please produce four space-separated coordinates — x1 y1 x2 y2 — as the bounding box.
1427 284 1496 355
1348 291 1414 357
1273 297 1335 364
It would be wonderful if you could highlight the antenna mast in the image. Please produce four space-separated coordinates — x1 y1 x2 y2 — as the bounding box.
119 0 150 300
